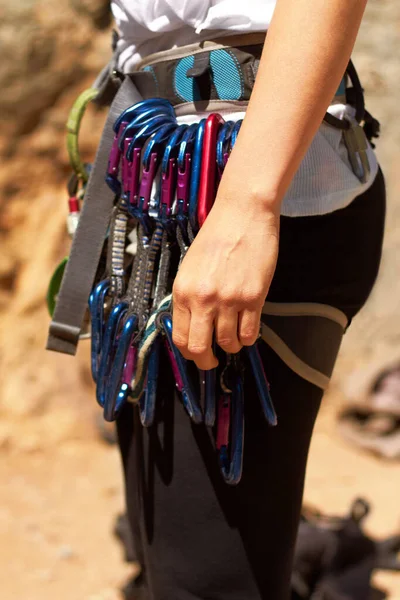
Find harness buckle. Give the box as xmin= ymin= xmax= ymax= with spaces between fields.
xmin=343 ymin=116 xmax=371 ymax=184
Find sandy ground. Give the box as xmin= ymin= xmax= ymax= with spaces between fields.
xmin=1 ymin=384 xmax=398 ymax=600
xmin=1 ymin=1 xmax=399 ymax=598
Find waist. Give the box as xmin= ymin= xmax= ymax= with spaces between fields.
xmin=125 ymin=33 xmax=347 ymax=111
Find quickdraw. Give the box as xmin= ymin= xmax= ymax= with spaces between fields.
xmin=67 ymin=97 xmax=278 ymax=484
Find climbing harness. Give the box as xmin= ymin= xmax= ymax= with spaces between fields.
xmin=47 ymin=36 xmax=380 ymax=484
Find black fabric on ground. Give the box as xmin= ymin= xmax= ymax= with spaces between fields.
xmin=116 ymin=169 xmax=386 ymax=600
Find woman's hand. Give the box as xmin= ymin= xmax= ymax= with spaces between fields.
xmin=172 ymin=191 xmax=279 ymax=370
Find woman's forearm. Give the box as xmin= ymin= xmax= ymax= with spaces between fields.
xmin=172 ymin=0 xmax=369 ymax=368
xmin=217 ymin=0 xmax=368 ymax=211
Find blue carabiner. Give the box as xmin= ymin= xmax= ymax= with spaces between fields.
xmin=114 ymin=98 xmax=175 ymax=134
xmin=158 ymin=125 xmax=188 ymax=226
xmin=216 ymin=120 xmax=235 ymax=172
xmin=218 ymin=373 xmax=245 ymax=485
xmin=141 ymin=122 xmax=179 ymax=171
xmin=159 ymin=312 xmax=203 ymax=424
xmin=89 ymin=279 xmax=110 ymax=383
xmin=126 ymin=116 xmax=176 ymax=161
xmin=119 ymin=107 xmax=176 ymax=151
xmin=103 ymin=312 xmax=139 ymax=422
xmin=175 ymin=124 xmax=197 ymax=233
xmin=243 ymin=343 xmax=277 ymax=426
xmin=96 ymin=302 xmax=128 ymax=407
xmin=188 ymin=119 xmax=206 ymax=232
xmin=230 ymin=119 xmax=243 ymax=150
xmin=177 ymin=123 xmax=198 ymax=171
xmin=161 ymin=124 xmax=188 ymax=174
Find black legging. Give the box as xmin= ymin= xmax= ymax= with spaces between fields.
xmin=117 ymin=169 xmax=386 ymax=600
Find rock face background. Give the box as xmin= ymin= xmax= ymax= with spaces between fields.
xmin=0 ymin=2 xmax=399 ymax=599
xmin=0 ymin=0 xmax=112 ymax=448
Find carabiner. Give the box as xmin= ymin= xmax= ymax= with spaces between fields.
xmin=176 ymin=124 xmax=197 ymax=235
xmin=126 ymin=123 xmax=176 ymax=232
xmin=118 ymin=107 xmax=175 ymax=151
xmin=89 ymin=279 xmax=110 ymax=383
xmin=131 ymin=152 xmax=158 ymax=234
xmin=216 ymin=120 xmax=235 ymax=172
xmin=107 ymin=120 xmax=129 ymax=195
xmin=176 ymin=153 xmax=191 ymax=233
xmin=159 ymin=125 xmax=188 ymax=226
xmin=217 ymin=355 xmax=245 ymax=485
xmin=217 ymin=377 xmax=245 ymax=485
xmin=103 ymin=312 xmax=139 ymax=422
xmin=230 ymin=119 xmax=243 ymax=150
xmin=96 ymin=302 xmax=129 ymax=407
xmin=158 ymin=312 xmax=203 ymax=424
xmin=177 ymin=123 xmax=198 ymax=171
xmin=121 ymin=137 xmax=134 ymax=198
xmin=126 ymin=116 xmax=175 ymax=161
xmin=188 ymin=119 xmax=206 ymax=233
xmin=114 ymin=98 xmax=175 ymax=134
xmin=161 ymin=124 xmax=188 ymax=174
xmin=243 ymin=343 xmax=277 ymax=426
xmin=204 ymin=338 xmax=217 ymax=427
xmin=141 ymin=122 xmax=178 ymax=171
xmin=194 ymin=116 xmax=224 ymax=420
xmin=198 ymin=113 xmax=225 ymax=228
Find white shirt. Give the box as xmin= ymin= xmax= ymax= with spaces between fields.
xmin=111 ymin=1 xmax=277 ymax=72
xmin=111 ymin=0 xmax=378 ymax=217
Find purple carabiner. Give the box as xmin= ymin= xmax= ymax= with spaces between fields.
xmin=108 ymin=120 xmax=129 ymax=178
xmin=122 ymin=138 xmax=133 ymax=196
xmin=164 ymin=338 xmax=184 ymax=392
xmin=139 ymin=151 xmax=159 ymax=213
xmin=176 ymin=153 xmax=191 ymax=214
xmin=122 ymin=345 xmax=137 ymax=385
xmin=160 ymin=158 xmax=177 ymax=221
xmin=129 ymin=147 xmax=142 ymax=208
xmin=216 ymin=395 xmax=231 ymax=450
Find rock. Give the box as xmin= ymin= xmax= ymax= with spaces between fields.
xmin=57 ymin=545 xmax=76 ymax=560
xmin=0 ymin=0 xmax=111 ymax=142
xmin=0 ymin=0 xmax=110 ymax=443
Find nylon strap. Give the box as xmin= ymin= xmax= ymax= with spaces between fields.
xmin=47 ymin=77 xmax=143 ymax=355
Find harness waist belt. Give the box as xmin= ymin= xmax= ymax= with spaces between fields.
xmin=126 ymin=37 xmax=348 ymax=113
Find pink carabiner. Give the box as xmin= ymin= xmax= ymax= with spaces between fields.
xmin=129 ymin=147 xmax=142 ymax=207
xmin=216 ymin=394 xmax=231 ymax=450
xmin=160 ymin=158 xmax=177 ymax=218
xmin=138 ymin=152 xmax=158 ymax=212
xmin=108 ymin=120 xmax=129 ymax=177
xmin=177 ymin=153 xmax=191 ymax=214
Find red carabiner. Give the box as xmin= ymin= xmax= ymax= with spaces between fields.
xmin=197 ymin=113 xmax=225 ymax=228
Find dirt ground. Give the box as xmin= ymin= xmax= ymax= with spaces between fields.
xmin=1 ymin=2 xmax=399 ymax=599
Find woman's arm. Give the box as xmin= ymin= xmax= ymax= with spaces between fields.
xmin=172 ymin=0 xmax=368 ymax=370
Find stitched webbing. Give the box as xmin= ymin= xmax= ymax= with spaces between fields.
xmin=46 ymin=78 xmax=143 ymax=355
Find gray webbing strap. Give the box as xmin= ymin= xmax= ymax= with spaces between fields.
xmin=47 ymin=77 xmax=143 ymax=355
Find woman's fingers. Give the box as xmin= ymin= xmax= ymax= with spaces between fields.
xmin=171 ymin=302 xmax=191 ymax=358
xmin=215 ymin=306 xmax=242 ymax=354
xmin=238 ymin=308 xmax=261 ymax=346
xmin=187 ymin=311 xmax=218 ymax=370
xmin=172 ymin=284 xmax=217 ymax=368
